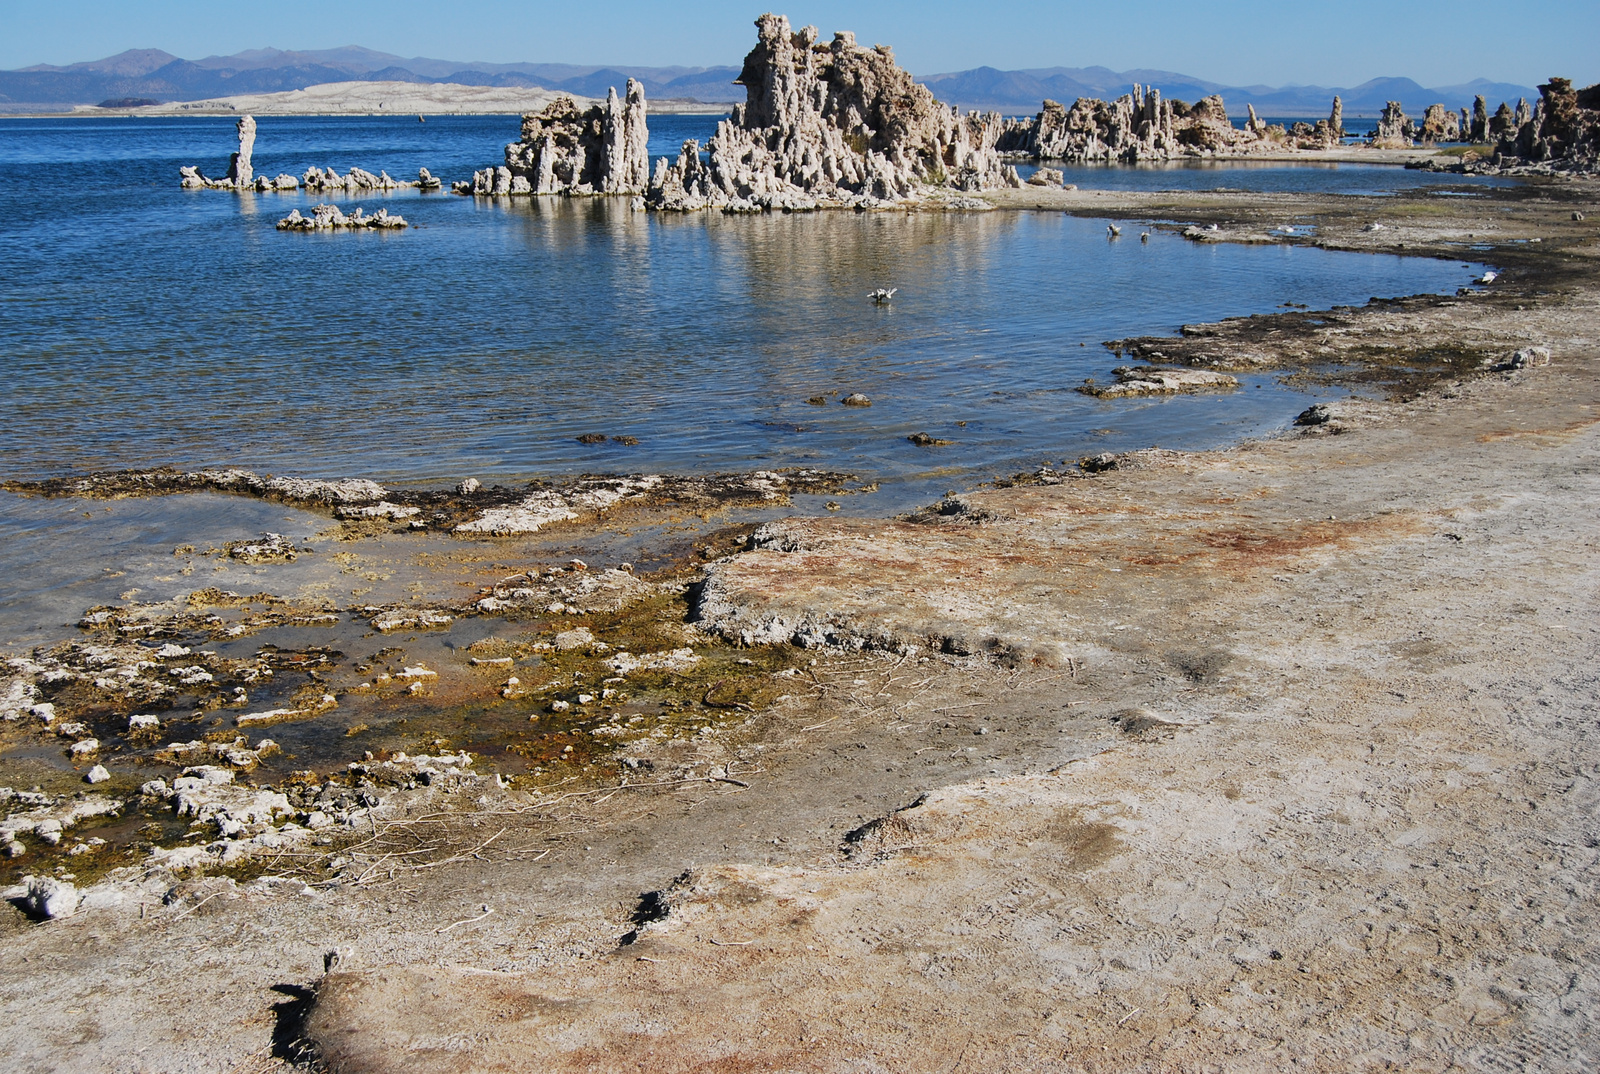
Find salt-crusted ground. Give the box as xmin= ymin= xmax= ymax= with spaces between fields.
xmin=0 ymin=178 xmax=1597 ymax=1073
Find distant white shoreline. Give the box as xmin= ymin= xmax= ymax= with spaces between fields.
xmin=0 ymin=79 xmax=733 ymax=118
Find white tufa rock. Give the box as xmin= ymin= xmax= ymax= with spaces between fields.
xmin=336 ymin=501 xmax=421 ymax=520
xmin=554 ymin=628 xmax=596 ymax=652
xmin=1079 ymin=367 xmax=1239 ymax=399
xmin=455 ymin=475 xmax=663 ymax=535
xmin=277 ymin=204 xmax=408 ymax=231
xmin=21 ymin=876 xmax=81 ymax=919
xmin=607 ymin=649 xmax=702 ymax=675
xmin=371 ymin=610 xmax=454 ymax=633
xmin=463 ymin=81 xmax=649 ymax=197
xmin=648 ymin=15 xmax=1019 ymax=212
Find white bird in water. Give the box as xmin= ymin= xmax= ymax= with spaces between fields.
xmin=1140 ymin=231 xmax=1150 ymax=243
xmin=870 ymin=288 xmax=898 ymax=303
xmin=1477 ymin=270 xmax=1499 ymax=284
xmin=1107 ymin=224 xmax=1122 ymax=237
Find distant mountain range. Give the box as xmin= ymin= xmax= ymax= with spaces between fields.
xmin=0 ymin=45 xmax=1543 ymax=119
xmin=0 ymin=47 xmax=746 ymax=110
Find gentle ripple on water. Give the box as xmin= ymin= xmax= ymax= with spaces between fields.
xmin=1 ymin=114 xmax=1486 ymax=512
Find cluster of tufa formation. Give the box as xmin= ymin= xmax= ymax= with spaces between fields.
xmin=996 ymin=90 xmax=1343 ymax=164
xmin=456 ymin=81 xmax=650 ymax=196
xmin=301 ymin=165 xmax=441 ymax=192
xmin=1388 ymin=78 xmax=1599 ymax=174
xmin=1481 ymin=78 xmax=1600 ymax=172
xmin=646 ymin=14 xmax=1021 ymax=212
xmin=179 ymin=114 xmax=445 ymax=192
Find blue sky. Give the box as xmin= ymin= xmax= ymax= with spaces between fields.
xmin=2 ymin=0 xmax=1595 ymax=87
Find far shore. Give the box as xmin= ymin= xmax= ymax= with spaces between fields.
xmin=0 ymin=101 xmax=734 ymax=119
xmin=0 ymin=79 xmax=734 ymax=119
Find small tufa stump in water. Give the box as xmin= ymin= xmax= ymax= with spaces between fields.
xmin=277 ymin=205 xmax=407 ymax=231
xmin=1077 ymin=366 xmax=1238 ymax=399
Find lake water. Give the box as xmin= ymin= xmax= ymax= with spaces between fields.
xmin=0 ymin=110 xmax=1505 ymax=806
xmin=1 ymin=114 xmax=1486 ymax=507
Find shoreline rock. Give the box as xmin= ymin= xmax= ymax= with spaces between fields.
xmin=1 ymin=466 xmax=855 ymax=538
xmin=1077 ymin=366 xmax=1240 ymax=398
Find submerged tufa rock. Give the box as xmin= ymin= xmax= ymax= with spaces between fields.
xmin=647 ymin=14 xmax=1020 ymax=212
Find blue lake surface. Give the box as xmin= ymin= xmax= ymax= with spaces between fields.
xmin=0 ymin=114 xmax=1488 ymax=509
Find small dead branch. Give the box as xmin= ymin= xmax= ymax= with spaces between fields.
xmin=702 ymin=679 xmax=755 ymax=710
xmin=435 ymin=907 xmax=495 ymax=934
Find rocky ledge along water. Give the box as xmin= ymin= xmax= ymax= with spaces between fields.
xmin=1 ymin=465 xmax=854 ymax=535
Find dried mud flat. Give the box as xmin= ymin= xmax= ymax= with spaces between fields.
xmin=2 ymin=178 xmax=1599 ymax=1073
